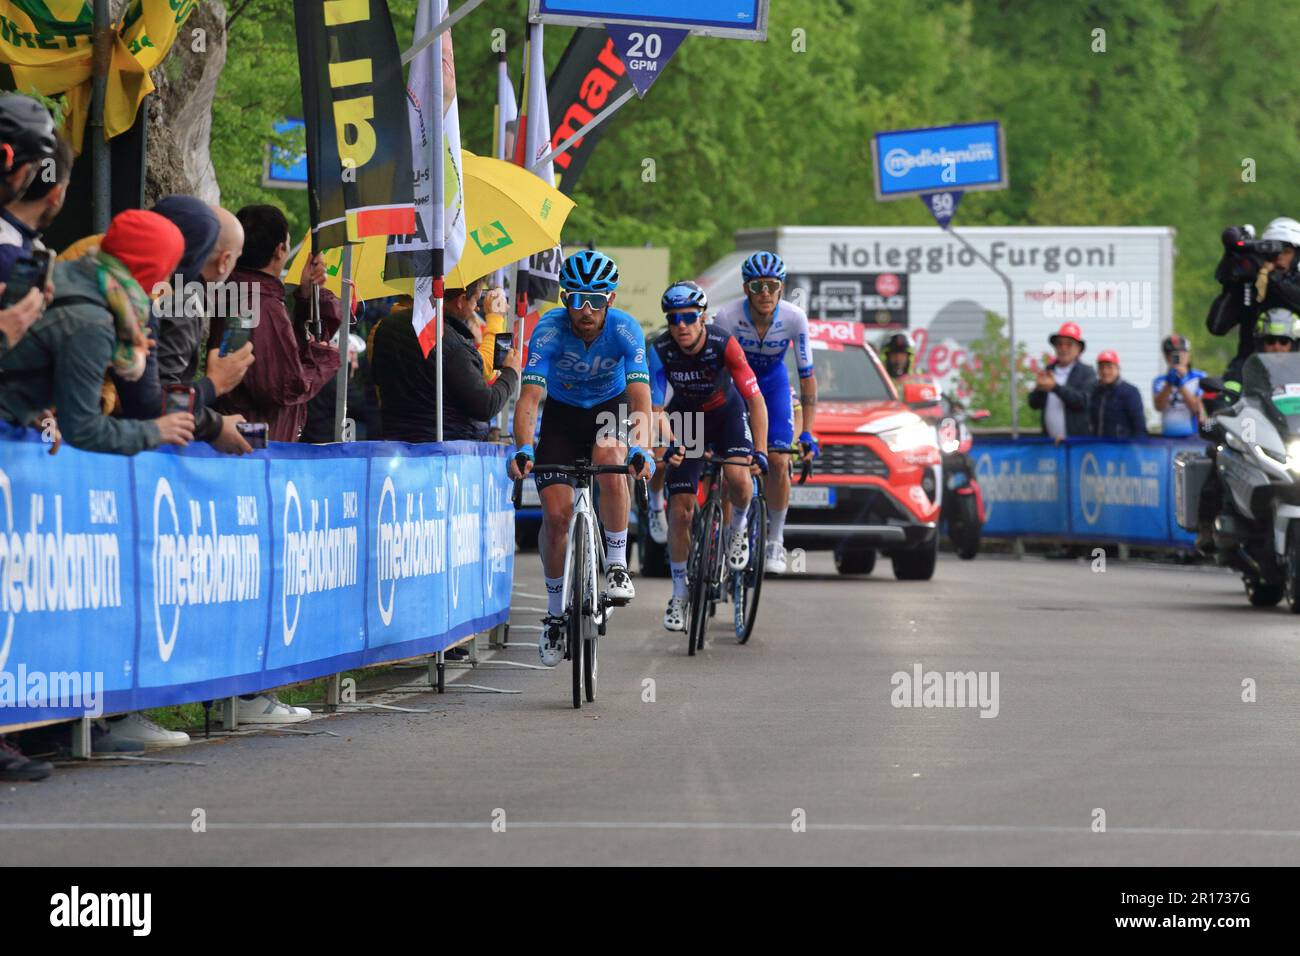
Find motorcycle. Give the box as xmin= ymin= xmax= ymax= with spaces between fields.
xmin=898 ymin=379 xmax=989 ymax=560
xmin=1176 ymin=352 xmax=1300 ymax=610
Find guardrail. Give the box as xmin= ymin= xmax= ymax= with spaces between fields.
xmin=970 ymin=435 xmax=1202 ymax=548
xmin=0 ymin=426 xmax=513 ymax=730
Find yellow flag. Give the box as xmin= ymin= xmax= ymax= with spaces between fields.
xmin=0 ymin=0 xmax=195 ymax=152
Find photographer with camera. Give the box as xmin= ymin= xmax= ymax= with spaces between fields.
xmin=1207 ymin=218 xmax=1300 ymax=382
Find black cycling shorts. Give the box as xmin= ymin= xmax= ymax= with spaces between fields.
xmin=534 ymin=391 xmax=630 ymax=490
xmin=665 ymin=390 xmax=753 ymax=497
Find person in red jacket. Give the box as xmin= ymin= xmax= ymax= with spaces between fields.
xmin=208 ymin=205 xmax=341 ymax=442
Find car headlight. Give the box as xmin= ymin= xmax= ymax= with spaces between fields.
xmin=877 ymin=420 xmax=937 ymax=453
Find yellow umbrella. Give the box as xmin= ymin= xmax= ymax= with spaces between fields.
xmin=287 ymin=150 xmax=575 ymax=298
xmin=446 ymin=150 xmax=576 ymax=288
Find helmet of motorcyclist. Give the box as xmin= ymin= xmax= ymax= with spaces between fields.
xmin=879 ymin=331 xmax=915 ymax=378
xmin=1260 ymin=217 xmax=1300 ymax=249
xmin=1256 ymin=308 xmax=1300 ymax=351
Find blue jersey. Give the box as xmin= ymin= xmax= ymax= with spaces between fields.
xmin=522 ymin=306 xmax=650 ymax=408
xmin=1152 ymin=368 xmax=1205 ymax=437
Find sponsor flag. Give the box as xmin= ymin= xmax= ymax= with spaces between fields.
xmin=385 ymin=0 xmax=464 ymax=355
xmin=0 ymin=0 xmax=196 ymax=152
xmin=514 ymin=22 xmax=562 ymax=305
xmin=546 ymin=28 xmax=631 ymax=196
xmin=292 ymin=0 xmax=415 ymax=252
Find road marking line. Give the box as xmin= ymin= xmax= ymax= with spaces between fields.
xmin=5 ymin=822 xmax=1300 ymax=837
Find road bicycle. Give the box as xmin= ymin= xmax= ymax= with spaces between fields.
xmin=513 ymin=457 xmax=647 ymax=708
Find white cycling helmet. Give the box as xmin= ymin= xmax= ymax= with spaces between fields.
xmin=1261 ymin=217 xmax=1300 ymax=248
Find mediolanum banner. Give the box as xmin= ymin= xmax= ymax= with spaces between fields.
xmin=0 ymin=428 xmax=512 ymax=729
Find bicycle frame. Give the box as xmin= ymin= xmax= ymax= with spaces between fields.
xmin=560 ymin=484 xmax=605 ymax=630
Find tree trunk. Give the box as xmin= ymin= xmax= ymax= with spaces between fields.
xmin=144 ymin=1 xmax=227 ymax=206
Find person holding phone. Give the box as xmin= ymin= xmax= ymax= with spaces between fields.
xmin=370 ymin=277 xmax=522 ymax=443
xmin=0 ymin=210 xmax=194 ymax=454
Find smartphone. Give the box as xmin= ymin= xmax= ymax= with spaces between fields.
xmin=219 ymin=312 xmax=258 ymax=357
xmin=162 ymin=384 xmax=196 ymax=415
xmin=493 ymin=332 xmax=513 ymax=369
xmin=236 ymin=422 xmax=268 ymax=449
xmin=1 ymin=249 xmax=53 ymax=308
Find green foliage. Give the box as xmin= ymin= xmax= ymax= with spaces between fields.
xmin=209 ymin=0 xmax=1300 ymax=372
xmin=957 ymin=311 xmax=1034 ymax=429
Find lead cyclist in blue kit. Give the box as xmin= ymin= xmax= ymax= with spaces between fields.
xmin=509 ymin=250 xmax=655 ymax=667
xmin=711 ymin=251 xmax=819 ymax=574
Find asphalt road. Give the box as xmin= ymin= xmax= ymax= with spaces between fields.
xmin=5 ymin=550 xmax=1300 ymax=866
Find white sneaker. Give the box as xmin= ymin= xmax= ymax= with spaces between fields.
xmin=217 ymin=693 xmax=312 ymax=725
xmin=728 ymin=526 xmax=750 ymax=570
xmin=98 ymin=712 xmax=191 ymax=749
xmin=539 ymin=616 xmax=565 ymax=667
xmin=765 ymin=541 xmax=787 ymax=575
xmin=648 ymin=508 xmax=668 ymax=544
xmin=606 ymin=564 xmax=635 ymax=604
xmin=664 ymin=596 xmax=687 ymax=631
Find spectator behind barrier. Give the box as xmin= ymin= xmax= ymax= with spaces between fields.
xmin=1152 ymin=333 xmax=1205 ymax=436
xmin=0 ymin=93 xmax=57 ymax=361
xmin=369 ymin=278 xmax=521 ymax=443
xmin=208 ymin=203 xmax=341 ymax=443
xmin=147 ymin=198 xmax=255 ymax=455
xmin=300 ymin=331 xmax=370 ymax=442
xmin=1028 ymin=321 xmax=1096 ymax=442
xmin=1090 ymin=350 xmax=1147 ymax=439
xmin=0 ymin=131 xmax=71 ymax=281
xmin=0 ymin=209 xmax=195 ymax=454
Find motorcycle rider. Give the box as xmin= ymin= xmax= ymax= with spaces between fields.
xmin=1196 ymin=308 xmax=1300 ymax=551
xmin=1207 ymin=217 xmax=1300 ymax=384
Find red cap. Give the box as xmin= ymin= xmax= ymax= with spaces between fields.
xmin=100 ymin=209 xmax=185 ymax=295
xmin=1097 ymin=349 xmax=1120 ymax=366
xmin=1049 ymin=321 xmax=1086 ymax=352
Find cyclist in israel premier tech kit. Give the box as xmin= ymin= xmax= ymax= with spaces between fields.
xmin=509 ymin=250 xmax=655 ymax=666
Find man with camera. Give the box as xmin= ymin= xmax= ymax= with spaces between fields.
xmin=1207 ymin=218 xmax=1300 ymax=383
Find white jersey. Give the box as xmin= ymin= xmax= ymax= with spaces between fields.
xmin=711 ymin=297 xmax=814 ymax=380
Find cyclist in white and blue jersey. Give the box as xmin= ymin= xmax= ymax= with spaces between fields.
xmin=509 ymin=250 xmax=654 ymax=666
xmin=711 ymin=251 xmax=818 ymax=573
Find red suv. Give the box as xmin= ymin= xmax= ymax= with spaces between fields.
xmin=782 ymin=320 xmax=942 ymax=579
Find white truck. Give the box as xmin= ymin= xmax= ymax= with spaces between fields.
xmin=696 ymin=226 xmax=1177 ymax=427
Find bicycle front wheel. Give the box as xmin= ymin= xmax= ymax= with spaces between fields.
xmin=688 ymin=500 xmax=722 ymax=655
xmin=569 ymin=516 xmax=588 ymax=709
xmin=735 ymin=490 xmax=768 ymax=644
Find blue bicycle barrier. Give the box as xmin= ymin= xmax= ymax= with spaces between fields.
xmin=971 ymin=436 xmax=1201 ymax=547
xmin=0 ymin=426 xmax=513 ymax=728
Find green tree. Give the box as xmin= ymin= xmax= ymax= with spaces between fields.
xmin=957 ymin=311 xmax=1035 ymax=429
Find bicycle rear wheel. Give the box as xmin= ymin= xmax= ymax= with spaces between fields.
xmin=688 ymin=500 xmax=722 ymax=655
xmin=569 ymin=517 xmax=588 ymax=709
xmin=735 ymin=489 xmax=768 ymax=644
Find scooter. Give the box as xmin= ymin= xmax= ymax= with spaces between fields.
xmin=1176 ymin=352 xmax=1300 ymax=611
xmin=899 ymin=379 xmax=989 ymax=560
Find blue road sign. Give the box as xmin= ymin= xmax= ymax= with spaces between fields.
xmin=871 ymin=121 xmax=1007 ymax=201
xmin=605 ymin=24 xmax=688 ymax=97
xmin=264 ymin=118 xmax=307 ymax=190
xmin=532 ymin=0 xmax=767 ymax=40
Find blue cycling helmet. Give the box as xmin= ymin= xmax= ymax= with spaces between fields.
xmin=559 ymin=249 xmax=620 ymax=293
xmin=661 ymin=279 xmax=708 ymax=313
xmin=741 ymin=250 xmax=786 ymax=283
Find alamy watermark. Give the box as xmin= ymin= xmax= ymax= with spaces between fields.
xmin=1 ymin=665 xmax=105 ymax=717
xmin=595 ymin=405 xmax=705 ymax=459
xmin=890 ymin=663 xmax=999 ymax=718
xmin=1036 ymin=273 xmax=1152 ymax=328
xmin=151 ymin=276 xmax=260 ymax=320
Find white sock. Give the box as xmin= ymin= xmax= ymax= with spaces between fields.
xmin=768 ymin=507 xmax=787 ymax=546
xmin=604 ymin=529 xmax=627 ymax=568
xmin=670 ymin=561 xmax=688 ymax=598
xmin=650 ymin=487 xmax=664 ymax=511
xmin=729 ymin=508 xmax=748 ymax=535
xmin=544 ymin=575 xmax=564 ymax=616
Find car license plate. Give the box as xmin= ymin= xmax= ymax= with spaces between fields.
xmin=521 ymin=479 xmax=540 ymax=507
xmin=789 ymin=486 xmax=834 ymax=508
